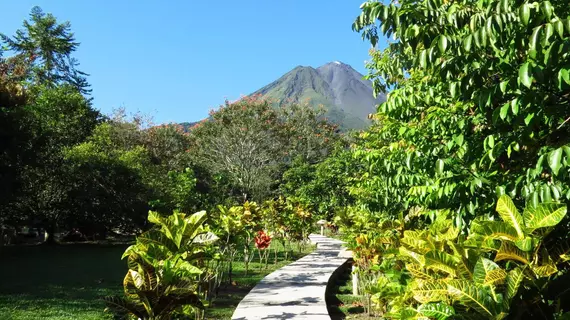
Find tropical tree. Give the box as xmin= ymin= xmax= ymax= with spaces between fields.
xmin=1 ymin=6 xmax=90 ymax=93
xmin=0 ymin=53 xmax=32 ymax=229
xmin=8 ymin=85 xmax=100 ymax=242
xmin=351 ymin=0 xmax=570 ymax=224
xmin=189 ymin=96 xmax=340 ymax=203
xmin=281 ymin=146 xmax=356 ymax=220
xmin=188 ymin=97 xmax=285 ymax=202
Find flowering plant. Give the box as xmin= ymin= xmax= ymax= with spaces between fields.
xmin=254 ymin=230 xmax=271 ymax=250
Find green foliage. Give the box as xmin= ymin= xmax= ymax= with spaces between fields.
xmin=105 ymin=210 xmax=218 ymax=319
xmin=336 ymin=197 xmax=569 ymax=318
xmin=189 ymin=96 xmax=339 ymax=202
xmin=340 ymin=2 xmax=570 ymax=316
xmin=350 ymin=0 xmax=570 ymax=224
xmin=281 ymin=145 xmax=357 ymax=220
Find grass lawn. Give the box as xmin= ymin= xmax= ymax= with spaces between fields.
xmin=0 ymin=241 xmax=314 ymax=320
xmin=0 ymin=243 xmax=126 ymax=320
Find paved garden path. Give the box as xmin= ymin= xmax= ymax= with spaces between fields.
xmin=231 ymin=234 xmax=348 ymax=320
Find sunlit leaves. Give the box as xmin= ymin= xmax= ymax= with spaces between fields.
xmin=519 ymin=4 xmax=531 ymax=26
xmin=495 ymin=242 xmax=530 ymax=264
xmin=496 ymin=195 xmax=525 ymax=239
xmin=349 ymin=0 xmax=570 ymax=317
xmin=518 ymin=62 xmax=534 ymax=88
xmin=523 ymin=202 xmax=567 ymax=231
xmin=417 ymin=302 xmax=455 ymax=320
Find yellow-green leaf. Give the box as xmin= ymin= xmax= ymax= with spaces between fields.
xmin=495 ymin=242 xmax=529 ymax=264
xmin=496 ymin=195 xmax=525 ymax=239
xmin=523 ymin=202 xmax=567 ymax=231
xmin=473 ymin=257 xmax=500 ymax=285
xmin=505 ymin=267 xmax=525 ymax=302
xmin=412 ymin=280 xmax=449 ymax=304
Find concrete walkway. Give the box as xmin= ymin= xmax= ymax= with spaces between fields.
xmin=231 ymin=234 xmax=347 ymax=320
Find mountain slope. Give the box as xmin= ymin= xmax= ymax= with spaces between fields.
xmin=252 ymin=61 xmax=385 ymax=129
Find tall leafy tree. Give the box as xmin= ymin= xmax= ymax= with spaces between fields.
xmin=189 ymin=96 xmax=340 ymax=202
xmin=189 ymin=97 xmax=286 ymax=202
xmin=351 ymin=0 xmax=570 ymax=224
xmin=1 ymin=6 xmax=90 ymax=93
xmin=12 ymin=85 xmax=100 ymax=242
xmin=0 ymin=53 xmax=32 ymax=228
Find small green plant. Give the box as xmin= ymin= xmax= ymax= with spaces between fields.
xmin=104 ymin=210 xmax=219 ymax=320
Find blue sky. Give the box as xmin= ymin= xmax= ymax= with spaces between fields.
xmin=0 ymin=1 xmax=385 ymax=124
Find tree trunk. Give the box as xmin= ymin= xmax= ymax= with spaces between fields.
xmin=228 ymin=259 xmax=233 ymax=284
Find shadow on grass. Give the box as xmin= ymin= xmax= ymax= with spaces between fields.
xmin=326 ymin=259 xmax=373 ymax=320
xmin=0 ymin=243 xmax=128 ymax=320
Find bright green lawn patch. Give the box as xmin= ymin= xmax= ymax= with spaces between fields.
xmin=0 ymin=242 xmax=314 ymax=320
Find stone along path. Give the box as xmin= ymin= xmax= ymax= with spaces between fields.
xmin=231 ymin=234 xmax=348 ymax=320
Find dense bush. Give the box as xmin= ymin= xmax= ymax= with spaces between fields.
xmin=318 ymin=0 xmax=570 ymax=318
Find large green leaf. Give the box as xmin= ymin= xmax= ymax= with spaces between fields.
xmin=418 ymin=302 xmax=455 ymax=319
xmin=495 ymin=242 xmax=529 ymax=264
xmin=425 ymin=250 xmax=459 ymax=277
xmin=406 ymin=263 xmax=434 ymax=280
xmin=103 ymin=296 xmax=146 ymax=319
xmin=400 ymin=246 xmax=426 ymax=266
xmin=495 ymin=195 xmax=525 ymax=239
xmin=401 ymin=231 xmax=433 ymax=254
xmin=471 ymin=220 xmax=519 ymax=242
xmin=183 ymin=210 xmax=208 ymax=239
xmin=518 ymin=3 xmax=530 ymax=25
xmin=531 ymin=248 xmax=558 ymax=277
xmin=174 ymin=260 xmax=203 ymax=276
xmin=473 ymin=258 xmax=506 ymax=286
xmin=514 ymin=236 xmax=536 ymax=252
xmin=147 ymin=210 xmax=163 ymax=226
xmin=137 ymin=229 xmax=178 ymax=254
xmin=464 ymin=235 xmax=500 ymax=252
xmin=518 ymin=62 xmax=533 ymax=88
xmin=412 ymin=280 xmax=449 ymax=303
xmin=446 ymin=280 xmax=497 ymax=317
xmin=505 ymin=267 xmax=524 ymax=302
xmin=192 ymin=231 xmax=219 ymax=245
xmin=523 ymin=202 xmax=567 ymax=231
xmin=436 ymin=159 xmax=445 ymax=175
xmin=438 ymin=35 xmax=448 ymax=53
xmin=129 ymin=269 xmax=145 ymax=290
xmin=548 ymin=148 xmax=563 ymax=176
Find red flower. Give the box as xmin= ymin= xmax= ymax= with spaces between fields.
xmin=254 ymin=230 xmax=271 ymax=250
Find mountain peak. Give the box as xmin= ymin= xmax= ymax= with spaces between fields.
xmin=252 ymin=62 xmax=386 ymax=130
xmin=323 ymin=61 xmax=345 ymax=67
